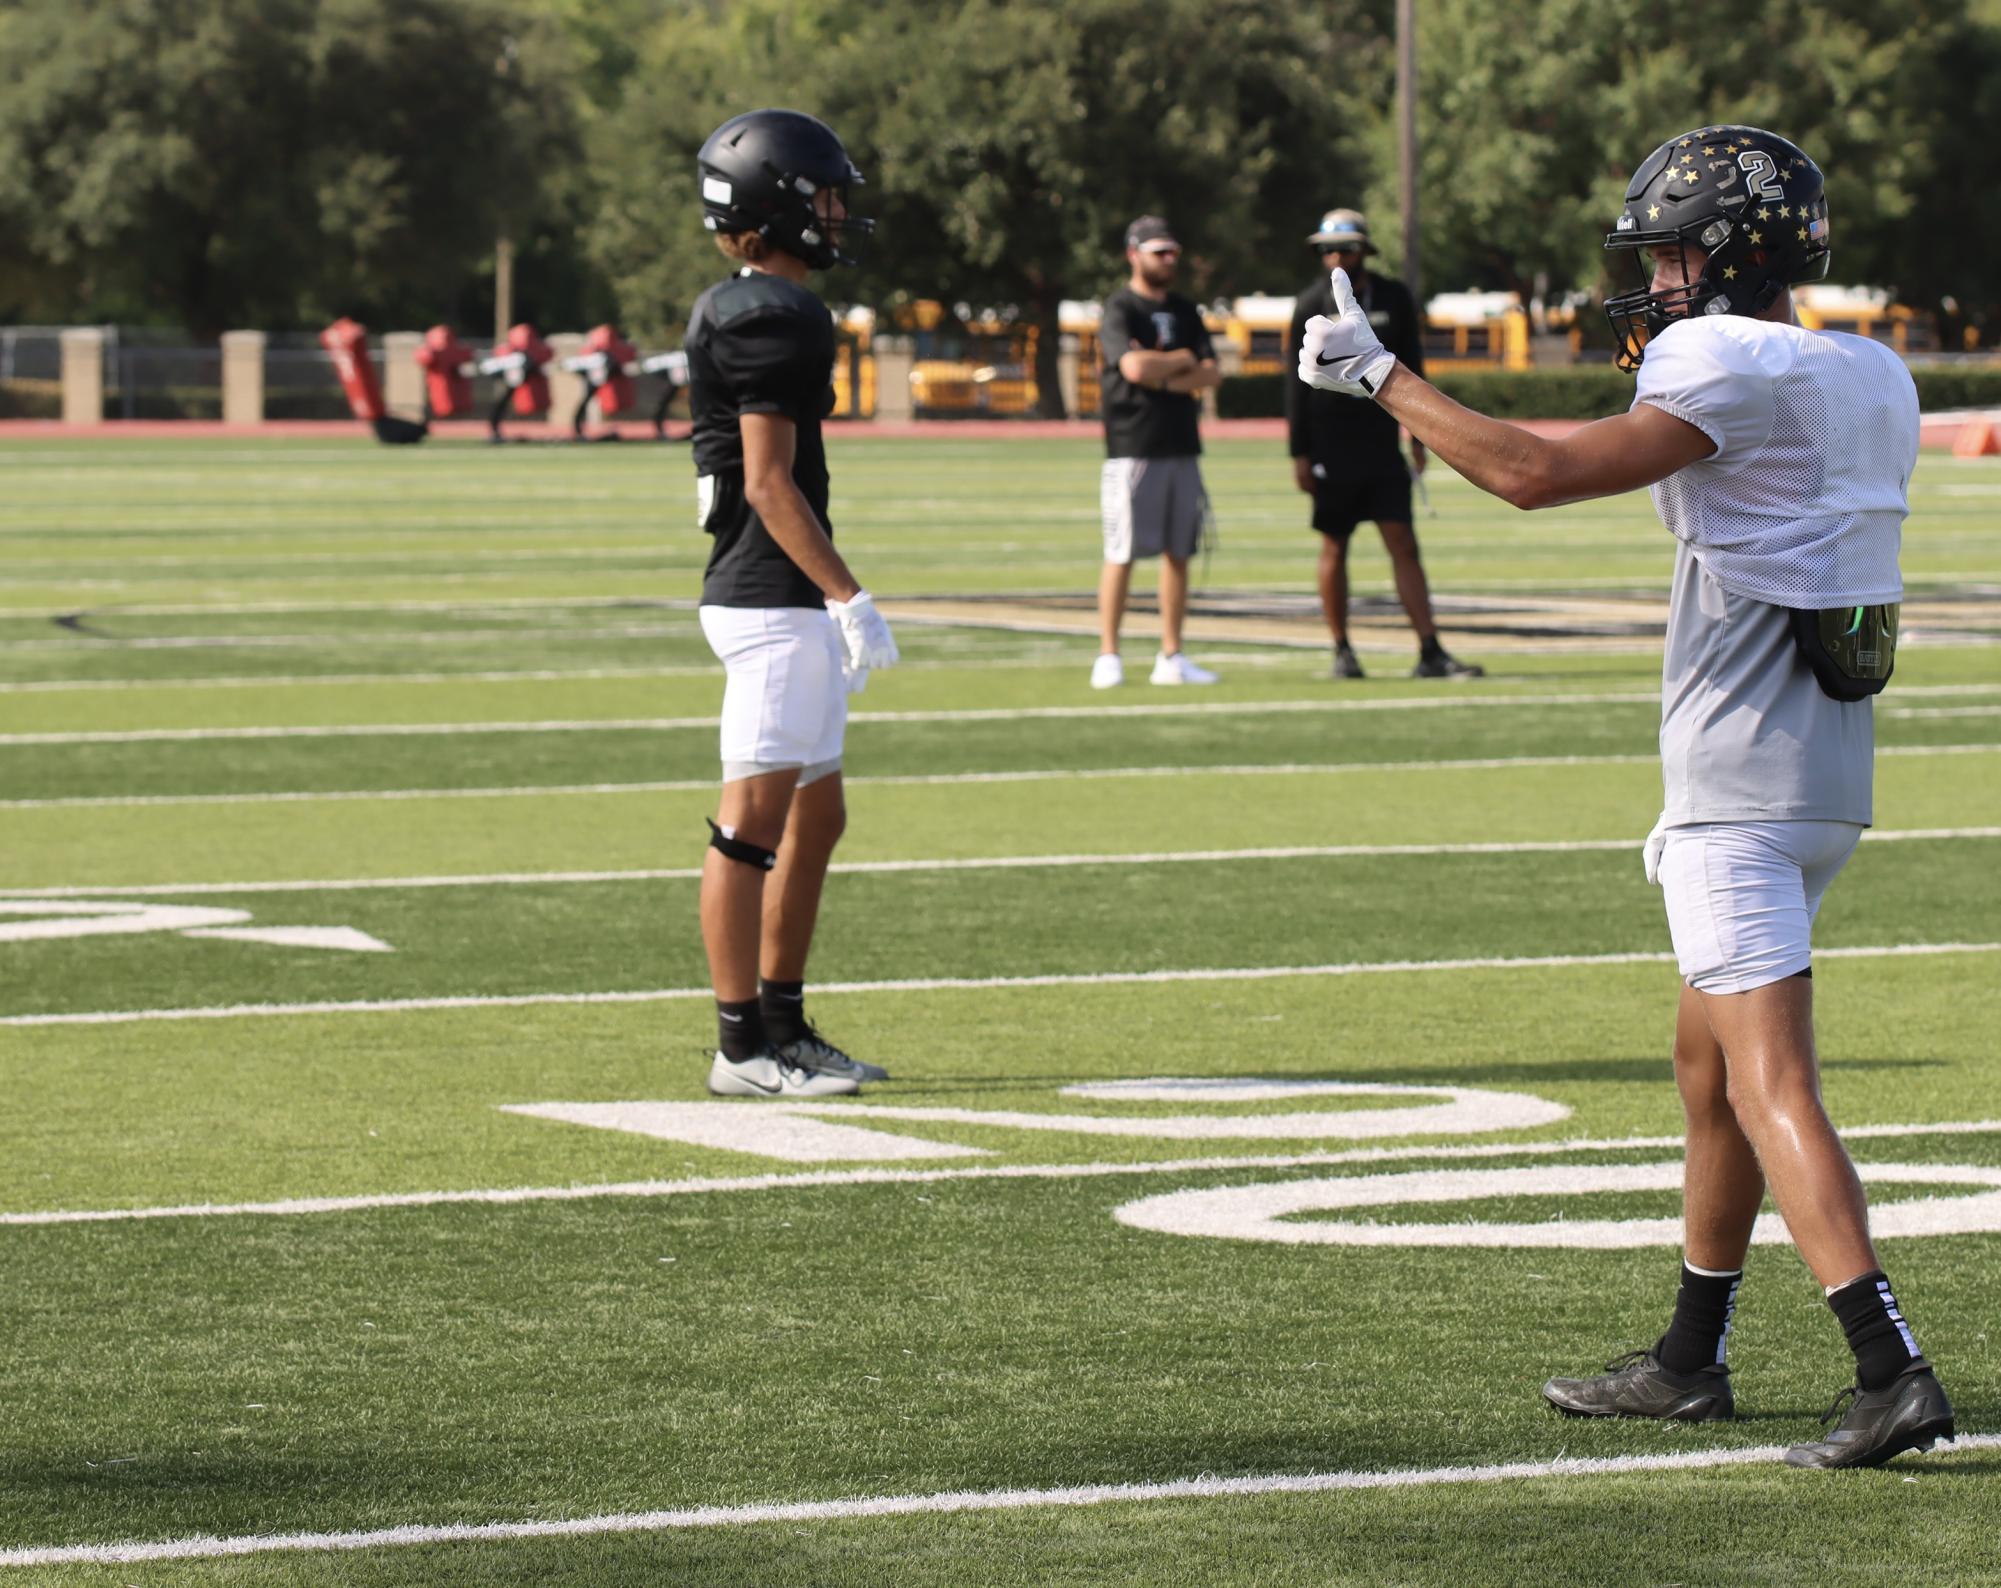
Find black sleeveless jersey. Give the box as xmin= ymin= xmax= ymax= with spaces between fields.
xmin=687 ymin=269 xmax=837 ymax=608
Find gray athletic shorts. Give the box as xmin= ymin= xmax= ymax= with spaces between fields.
xmin=1101 ymin=456 xmax=1208 ymax=564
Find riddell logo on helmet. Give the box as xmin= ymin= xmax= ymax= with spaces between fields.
xmin=1616 ymin=214 xmax=1637 ymax=231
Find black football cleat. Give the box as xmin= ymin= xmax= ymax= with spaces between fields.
xmin=1411 ymin=648 xmax=1484 ymax=679
xmin=1784 ymin=1362 xmax=1955 ymax=1470
xmin=1542 ymin=1349 xmax=1735 ymax=1422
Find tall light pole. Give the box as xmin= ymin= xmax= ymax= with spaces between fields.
xmin=1396 ymin=0 xmax=1419 ymax=305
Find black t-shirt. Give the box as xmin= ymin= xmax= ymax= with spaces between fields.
xmin=1284 ymin=271 xmax=1426 ymax=470
xmin=1099 ymin=288 xmax=1215 ymax=458
xmin=688 ymin=269 xmax=837 ymax=609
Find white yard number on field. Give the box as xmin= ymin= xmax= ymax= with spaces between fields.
xmin=0 ymin=900 xmax=392 ymax=952
xmin=507 ymin=1078 xmax=2001 ymax=1249
xmin=504 ymin=1079 xmax=1568 ymax=1164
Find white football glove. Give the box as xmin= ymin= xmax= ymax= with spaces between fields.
xmin=1642 ymin=812 xmax=1669 ymax=886
xmin=827 ymin=589 xmax=899 ymax=679
xmin=1297 ymin=268 xmax=1396 ymax=398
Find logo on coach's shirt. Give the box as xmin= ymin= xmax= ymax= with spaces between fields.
xmin=1152 ymin=311 xmax=1177 ymax=347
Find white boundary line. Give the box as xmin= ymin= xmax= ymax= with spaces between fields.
xmin=6 ymin=1435 xmax=1996 ymax=1567
xmin=4 ymin=742 xmax=1995 ymax=811
xmin=7 ymin=1121 xmax=1997 ymax=1229
xmin=5 ymin=826 xmax=1994 ymax=899
xmin=3 ymin=942 xmax=1995 ymax=1028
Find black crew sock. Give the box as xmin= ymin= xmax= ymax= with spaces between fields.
xmin=760 ymin=979 xmax=808 ymax=1047
xmin=1419 ymin=634 xmax=1446 ymax=662
xmin=1828 ymin=1269 xmax=1925 ymax=1391
xmin=716 ymin=998 xmax=766 ymax=1062
xmin=1654 ymin=1261 xmax=1742 ymax=1374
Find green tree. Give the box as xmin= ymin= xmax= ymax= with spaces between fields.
xmin=1361 ymin=0 xmax=2001 ymax=346
xmin=0 ymin=0 xmax=582 ymax=332
xmin=848 ymin=0 xmax=1383 ymax=414
xmin=585 ymin=0 xmax=1385 ymax=411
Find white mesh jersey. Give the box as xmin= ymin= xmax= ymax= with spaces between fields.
xmin=1634 ymin=316 xmax=1917 ymax=827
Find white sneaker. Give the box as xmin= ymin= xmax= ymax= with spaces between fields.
xmin=778 ymin=1026 xmax=890 ymax=1083
xmin=707 ymin=1050 xmax=860 ymax=1098
xmin=1150 ymin=651 xmax=1218 ymax=686
xmin=1090 ymin=653 xmax=1124 ymax=689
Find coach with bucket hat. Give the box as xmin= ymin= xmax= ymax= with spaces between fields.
xmin=1286 ymin=208 xmax=1481 ymax=679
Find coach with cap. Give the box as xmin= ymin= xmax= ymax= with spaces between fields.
xmin=1092 ymin=214 xmax=1223 ymax=689
xmin=1286 ymin=208 xmax=1481 ymax=679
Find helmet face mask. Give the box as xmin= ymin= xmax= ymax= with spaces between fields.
xmin=1603 ymin=125 xmax=1831 ymax=372
xmin=698 ymin=109 xmax=876 ymax=271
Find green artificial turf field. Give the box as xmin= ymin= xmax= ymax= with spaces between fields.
xmin=1 ymin=435 xmax=1998 ymax=1585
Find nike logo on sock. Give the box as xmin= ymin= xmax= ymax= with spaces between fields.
xmin=720 ymin=1012 xmax=744 ymax=1023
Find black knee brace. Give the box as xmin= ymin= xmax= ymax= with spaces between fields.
xmin=707 ymin=818 xmax=776 ymax=871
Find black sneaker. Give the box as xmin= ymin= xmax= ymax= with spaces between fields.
xmin=1542 ymin=1349 xmax=1735 ymax=1421
xmin=1412 ymin=648 xmax=1485 ymax=679
xmin=1330 ymin=643 xmax=1366 ymax=680
xmin=774 ymin=1022 xmax=889 ymax=1084
xmin=1784 ymin=1362 xmax=1955 ymax=1470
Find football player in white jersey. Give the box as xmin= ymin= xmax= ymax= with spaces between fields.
xmin=1298 ymin=125 xmax=1952 ymax=1468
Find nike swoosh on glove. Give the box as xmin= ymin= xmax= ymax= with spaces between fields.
xmin=827 ymin=590 xmax=900 ymax=677
xmin=1297 ymin=268 xmax=1396 ymax=398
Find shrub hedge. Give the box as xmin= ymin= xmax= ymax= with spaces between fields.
xmin=1216 ymin=364 xmax=2001 ymax=420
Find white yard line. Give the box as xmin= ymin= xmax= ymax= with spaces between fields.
xmin=2 ymin=942 xmax=1994 ymax=1028
xmin=5 ymin=827 xmax=1995 ymax=898
xmin=3 ymin=742 xmax=1995 ymax=811
xmin=7 ymin=1121 xmax=1995 ymax=1230
xmin=1 ymin=594 xmax=700 ymax=620
xmin=0 ymin=692 xmax=1666 ymax=744
xmin=0 ymin=652 xmax=1152 ymax=695
xmin=4 ymin=1435 xmax=1995 ymax=1568
xmin=9 ymin=683 xmax=1998 ymax=744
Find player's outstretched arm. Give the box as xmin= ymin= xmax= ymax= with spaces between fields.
xmin=1373 ymin=369 xmax=1714 ymax=510
xmin=1297 ymin=268 xmax=1713 ymax=509
xmin=741 ymin=411 xmax=861 ymax=600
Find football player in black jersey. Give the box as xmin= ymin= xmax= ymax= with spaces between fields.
xmin=688 ymin=109 xmax=899 ymax=1098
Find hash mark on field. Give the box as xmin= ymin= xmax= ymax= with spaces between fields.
xmin=2 ymin=943 xmax=1996 ymax=1028
xmin=4 ymin=1436 xmax=1995 ymax=1567
xmin=6 ymin=826 xmax=1996 ymax=896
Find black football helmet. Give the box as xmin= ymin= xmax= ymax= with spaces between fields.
xmin=697 ymin=109 xmax=873 ymax=270
xmin=1603 ymin=125 xmax=1831 ymax=371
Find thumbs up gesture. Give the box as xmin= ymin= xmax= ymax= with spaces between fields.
xmin=1298 ymin=269 xmax=1396 ymax=397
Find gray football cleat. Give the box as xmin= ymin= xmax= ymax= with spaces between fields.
xmin=707 ymin=1049 xmax=859 ymax=1098
xmin=1784 ymin=1363 xmax=1955 ymax=1470
xmin=1541 ymin=1349 xmax=1735 ymax=1422
xmin=1330 ymin=643 xmax=1366 ymax=679
xmin=775 ymin=1024 xmax=889 ymax=1084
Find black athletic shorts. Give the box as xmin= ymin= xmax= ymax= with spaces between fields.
xmin=1310 ymin=466 xmax=1412 ymax=540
